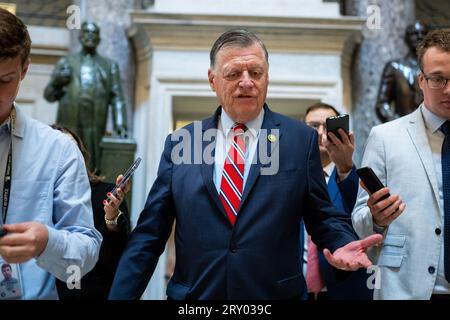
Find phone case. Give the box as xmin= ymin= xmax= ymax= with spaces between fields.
xmin=109 ymin=157 xmax=142 ymax=200
xmin=326 ymin=114 xmax=349 ymax=141
xmin=356 ymin=166 xmax=390 ymax=200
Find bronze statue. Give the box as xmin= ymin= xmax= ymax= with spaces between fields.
xmin=44 ymin=22 xmax=127 ymax=172
xmin=375 ymin=21 xmax=429 ymax=122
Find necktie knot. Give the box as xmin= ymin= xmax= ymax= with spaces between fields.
xmin=441 ymin=121 xmax=450 ymax=136
xmin=233 ymin=123 xmax=247 ymax=136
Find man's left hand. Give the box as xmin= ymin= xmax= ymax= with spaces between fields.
xmin=323 ymin=234 xmax=383 ymax=271
xmin=0 ymin=222 xmax=49 ymax=263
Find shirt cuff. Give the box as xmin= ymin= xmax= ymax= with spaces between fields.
xmin=373 ymin=221 xmax=386 ymax=234
xmin=35 ymin=226 xmax=65 ymax=267
xmin=336 ymin=169 xmax=351 ymax=182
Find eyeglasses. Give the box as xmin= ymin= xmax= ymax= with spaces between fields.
xmin=423 ymin=73 xmax=450 ymax=89
xmin=306 ymin=121 xmax=326 ymax=131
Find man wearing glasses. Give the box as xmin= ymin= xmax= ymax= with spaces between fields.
xmin=352 ymin=29 xmax=450 ymax=300
xmin=303 ymin=103 xmax=373 ymax=300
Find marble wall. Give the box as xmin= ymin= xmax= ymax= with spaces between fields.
xmin=346 ymin=0 xmax=415 ymax=163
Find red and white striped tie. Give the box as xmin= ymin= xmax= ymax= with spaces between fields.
xmin=219 ymin=123 xmax=247 ymax=225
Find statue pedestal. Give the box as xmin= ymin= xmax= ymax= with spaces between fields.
xmin=100 ymin=136 xmax=137 ymax=210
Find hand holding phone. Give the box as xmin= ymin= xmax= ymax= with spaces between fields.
xmin=356 ymin=166 xmax=390 ymax=201
xmin=326 ymin=114 xmax=349 ymax=142
xmin=108 ymin=157 xmax=141 ymax=202
xmin=356 ymin=166 xmax=405 ymax=227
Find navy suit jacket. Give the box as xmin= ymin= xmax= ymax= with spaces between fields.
xmin=318 ymin=167 xmax=373 ymax=299
xmin=109 ymin=105 xmax=358 ymax=300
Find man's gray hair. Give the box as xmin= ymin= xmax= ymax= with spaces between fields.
xmin=209 ymin=28 xmax=269 ymax=69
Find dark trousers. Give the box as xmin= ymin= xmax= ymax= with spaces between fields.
xmin=431 ymin=294 xmax=450 ymax=301
xmin=307 ymin=291 xmax=329 ymax=301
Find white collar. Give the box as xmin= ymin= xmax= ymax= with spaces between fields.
xmin=421 ymin=104 xmax=448 ymax=134
xmin=219 ymin=107 xmax=265 ymax=139
xmin=323 ymin=162 xmax=335 ymax=177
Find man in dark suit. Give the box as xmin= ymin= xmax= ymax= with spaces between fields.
xmin=301 ymin=103 xmax=373 ymax=300
xmin=109 ymin=28 xmax=382 ymax=300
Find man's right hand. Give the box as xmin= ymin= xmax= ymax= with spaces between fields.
xmin=361 ymin=181 xmax=405 ymax=227
xmin=324 ymin=128 xmax=354 ymax=179
xmin=0 ymin=222 xmax=49 ymax=263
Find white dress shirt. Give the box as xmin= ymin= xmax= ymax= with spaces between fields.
xmin=213 ymin=108 xmax=264 ymax=193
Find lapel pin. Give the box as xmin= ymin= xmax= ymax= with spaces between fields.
xmin=268 ymin=134 xmax=277 ymax=142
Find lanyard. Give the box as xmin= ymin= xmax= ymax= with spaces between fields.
xmin=2 ymin=147 xmax=11 ymax=223
xmin=2 ymin=107 xmax=15 ymax=223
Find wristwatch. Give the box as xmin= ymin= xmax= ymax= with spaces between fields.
xmin=104 ymin=210 xmax=125 ymax=226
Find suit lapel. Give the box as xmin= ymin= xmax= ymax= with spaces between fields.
xmin=239 ymin=105 xmax=282 ymax=211
xmin=200 ymin=107 xmax=229 ymax=221
xmin=406 ymin=107 xmax=441 ymax=210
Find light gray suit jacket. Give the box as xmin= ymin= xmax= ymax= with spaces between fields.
xmin=352 ymin=105 xmax=443 ymax=300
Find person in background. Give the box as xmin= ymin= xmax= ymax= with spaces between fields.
xmin=51 ymin=124 xmax=131 ymax=300
xmin=302 ymin=102 xmax=372 ymax=300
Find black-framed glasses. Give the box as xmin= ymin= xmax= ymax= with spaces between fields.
xmin=306 ymin=121 xmax=326 ymax=131
xmin=423 ymin=72 xmax=450 ymax=89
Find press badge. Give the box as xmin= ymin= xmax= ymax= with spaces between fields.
xmin=0 ymin=258 xmax=23 ymax=300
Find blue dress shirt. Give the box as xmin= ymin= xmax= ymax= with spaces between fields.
xmin=0 ymin=105 xmax=102 ymax=299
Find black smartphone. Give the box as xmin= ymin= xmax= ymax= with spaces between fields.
xmin=326 ymin=114 xmax=349 ymax=142
xmin=356 ymin=166 xmax=390 ymax=201
xmin=108 ymin=157 xmax=142 ymax=202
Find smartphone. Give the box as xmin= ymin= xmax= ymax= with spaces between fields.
xmin=108 ymin=157 xmax=142 ymax=201
xmin=356 ymin=166 xmax=390 ymax=201
xmin=326 ymin=114 xmax=349 ymax=142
